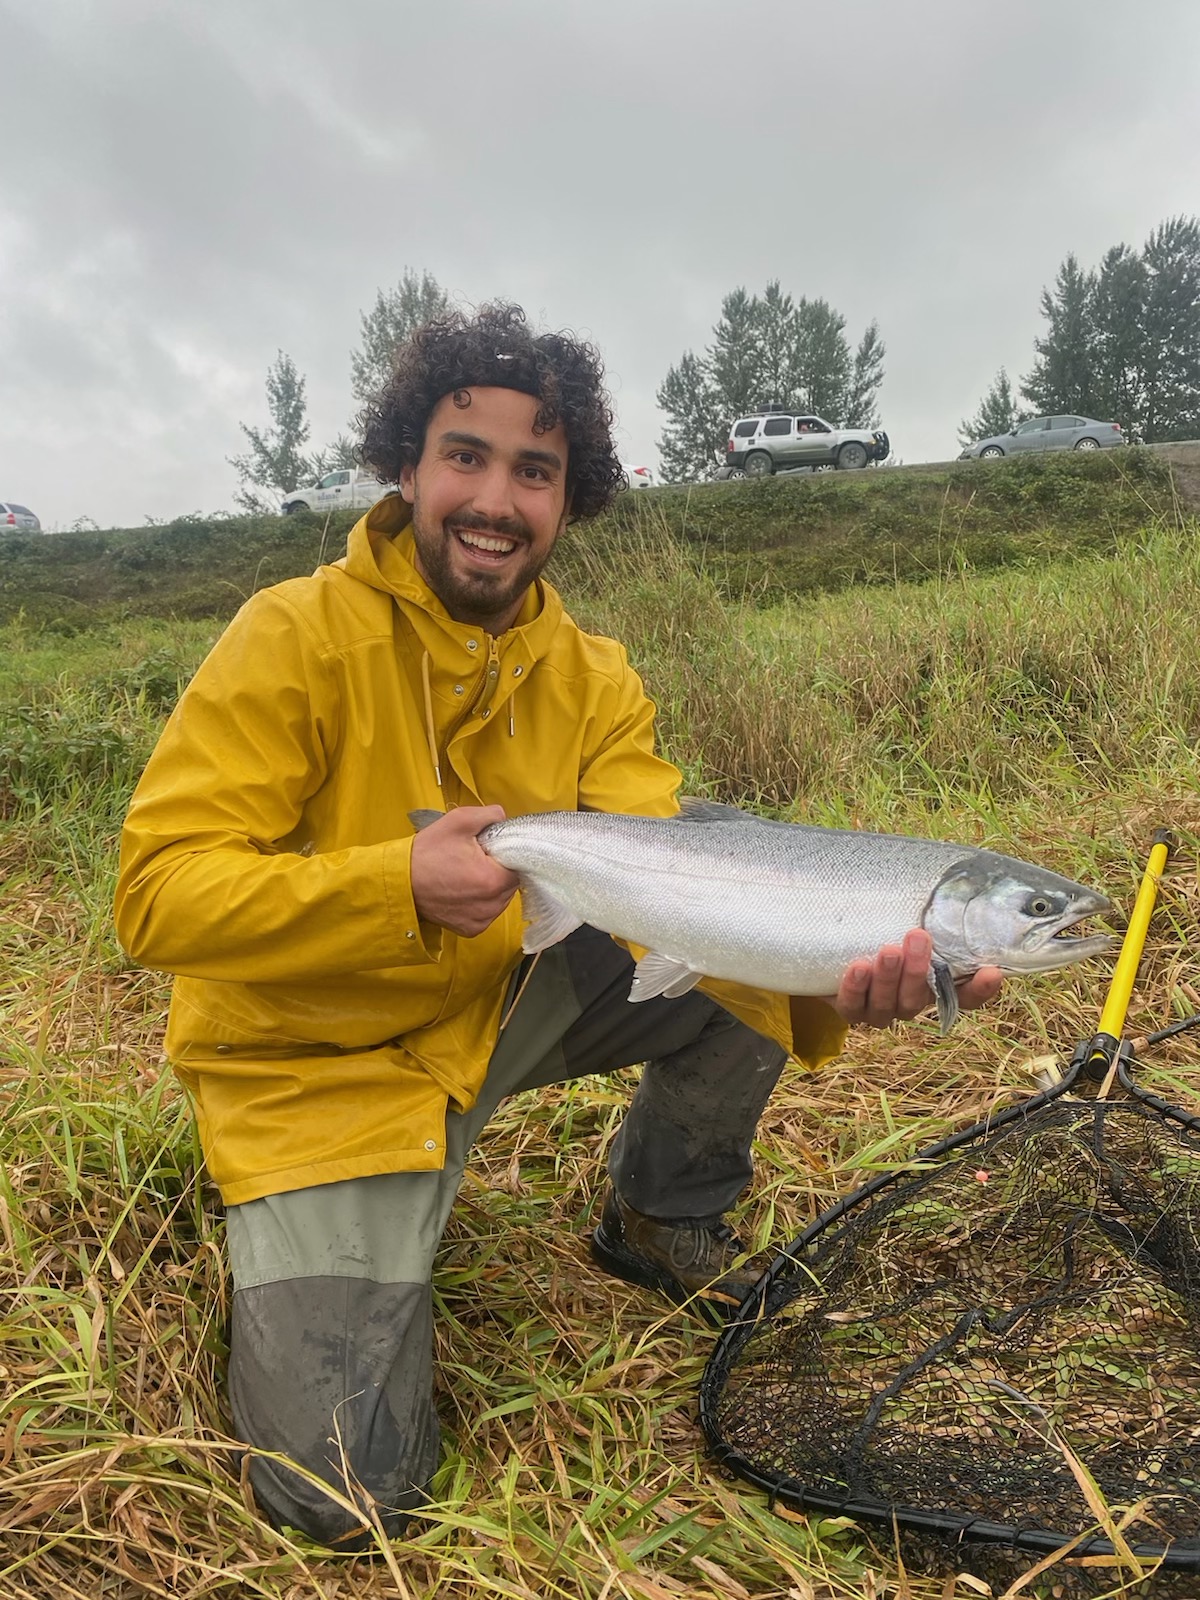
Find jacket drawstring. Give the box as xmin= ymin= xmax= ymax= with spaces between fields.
xmin=420 ymin=651 xmax=442 ymax=789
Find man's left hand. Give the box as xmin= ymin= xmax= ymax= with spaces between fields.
xmin=829 ymin=928 xmax=1003 ymax=1029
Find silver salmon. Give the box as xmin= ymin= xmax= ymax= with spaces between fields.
xmin=411 ymin=801 xmax=1112 ymax=1033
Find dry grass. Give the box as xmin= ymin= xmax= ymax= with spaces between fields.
xmin=3 ymin=518 xmax=1200 ymax=1598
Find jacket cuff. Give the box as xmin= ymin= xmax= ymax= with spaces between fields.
xmin=381 ymin=836 xmax=444 ymax=963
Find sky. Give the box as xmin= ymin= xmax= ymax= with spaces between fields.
xmin=2 ymin=0 xmax=1199 ymax=530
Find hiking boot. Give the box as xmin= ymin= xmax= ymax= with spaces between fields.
xmin=588 ymin=1185 xmax=764 ymax=1323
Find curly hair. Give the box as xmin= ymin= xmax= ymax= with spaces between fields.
xmin=359 ymin=302 xmax=625 ymax=522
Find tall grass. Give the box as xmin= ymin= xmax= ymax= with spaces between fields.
xmin=2 ymin=522 xmax=1199 ymax=1597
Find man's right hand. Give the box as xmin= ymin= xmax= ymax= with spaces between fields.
xmin=410 ymin=805 xmax=520 ymax=937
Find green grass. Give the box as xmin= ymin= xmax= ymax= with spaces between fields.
xmin=0 ymin=447 xmax=1181 ymax=630
xmin=2 ymin=501 xmax=1200 ymax=1597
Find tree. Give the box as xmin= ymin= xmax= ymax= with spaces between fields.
xmin=1090 ymin=243 xmax=1145 ymax=434
xmin=349 ymin=268 xmax=450 ymax=411
xmin=1020 ymin=253 xmax=1096 ymax=417
xmin=844 ymin=321 xmax=887 ymax=429
xmin=794 ymin=298 xmax=852 ymax=420
xmin=1138 ymin=216 xmax=1200 ymax=442
xmin=229 ymin=351 xmax=320 ymax=515
xmin=656 ymin=352 xmax=726 ymax=485
xmin=958 ymin=368 xmax=1021 ymax=446
xmin=657 ymin=284 xmax=884 ymax=482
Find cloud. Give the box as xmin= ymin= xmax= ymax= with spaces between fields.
xmin=1 ymin=0 xmax=1198 ymax=524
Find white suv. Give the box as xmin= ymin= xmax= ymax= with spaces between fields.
xmin=725 ymin=411 xmax=890 ymax=476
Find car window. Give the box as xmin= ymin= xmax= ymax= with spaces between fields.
xmin=762 ymin=417 xmax=791 ymax=436
xmin=800 ymin=418 xmax=831 ymax=434
xmin=9 ymin=504 xmax=33 ymax=516
xmin=1015 ymin=418 xmax=1049 ymax=435
xmin=733 ymin=420 xmax=758 ymax=438
xmin=1050 ymin=416 xmax=1077 ymax=430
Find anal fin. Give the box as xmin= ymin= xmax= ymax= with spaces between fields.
xmin=629 ymin=951 xmax=703 ymax=1003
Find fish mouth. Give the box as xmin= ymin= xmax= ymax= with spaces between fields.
xmin=1016 ymin=894 xmax=1115 ymax=971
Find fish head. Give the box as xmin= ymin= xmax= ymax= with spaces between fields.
xmin=924 ymin=853 xmax=1113 ymax=976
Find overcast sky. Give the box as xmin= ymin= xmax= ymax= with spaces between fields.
xmin=3 ymin=0 xmax=1199 ymax=530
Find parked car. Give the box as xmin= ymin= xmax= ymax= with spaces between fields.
xmin=1 ymin=501 xmax=41 ymax=532
xmin=281 ymin=467 xmax=390 ymax=515
xmin=959 ymin=415 xmax=1126 ymax=460
xmin=621 ymin=463 xmax=656 ymax=489
xmin=725 ymin=410 xmax=890 ymax=476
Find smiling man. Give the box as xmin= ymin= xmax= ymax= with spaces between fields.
xmin=114 ymin=303 xmax=1001 ymax=1549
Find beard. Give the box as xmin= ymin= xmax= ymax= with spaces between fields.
xmin=409 ymin=497 xmax=557 ymax=631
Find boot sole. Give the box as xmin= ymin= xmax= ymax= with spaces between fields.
xmin=589 ymin=1225 xmax=734 ymax=1327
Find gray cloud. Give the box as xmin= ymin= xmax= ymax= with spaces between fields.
xmin=2 ymin=0 xmax=1198 ymax=526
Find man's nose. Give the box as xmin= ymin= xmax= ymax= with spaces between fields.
xmin=468 ymin=462 xmax=517 ymax=524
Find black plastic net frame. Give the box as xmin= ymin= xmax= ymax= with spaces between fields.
xmin=701 ymin=1009 xmax=1200 ymax=1571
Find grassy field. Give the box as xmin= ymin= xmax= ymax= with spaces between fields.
xmin=2 ymin=482 xmax=1200 ymax=1598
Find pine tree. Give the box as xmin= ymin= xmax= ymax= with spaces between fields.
xmin=793 ymin=298 xmax=853 ymax=420
xmin=350 ymin=269 xmax=450 ymax=411
xmin=958 ymin=368 xmax=1020 ymax=446
xmin=844 ymin=322 xmax=886 ymax=429
xmin=229 ymin=351 xmax=319 ymax=515
xmin=656 ymin=352 xmax=726 ymax=483
xmin=1021 ymin=253 xmax=1096 ymax=416
xmin=1138 ymin=216 xmax=1200 ymax=442
xmin=657 ymin=285 xmax=881 ymax=482
xmin=1090 ymin=244 xmax=1146 ymax=435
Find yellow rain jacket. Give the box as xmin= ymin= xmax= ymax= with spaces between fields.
xmin=115 ymin=495 xmax=847 ymax=1204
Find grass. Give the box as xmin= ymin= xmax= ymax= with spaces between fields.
xmin=2 ymin=499 xmax=1200 ymax=1596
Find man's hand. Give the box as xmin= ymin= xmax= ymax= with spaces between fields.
xmin=829 ymin=928 xmax=1003 ymax=1029
xmin=410 ymin=806 xmax=519 ymax=937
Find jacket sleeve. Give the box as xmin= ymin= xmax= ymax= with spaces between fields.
xmin=114 ymin=591 xmax=439 ymax=983
xmin=575 ymin=651 xmax=848 ymax=1070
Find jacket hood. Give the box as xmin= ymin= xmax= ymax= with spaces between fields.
xmin=342 ymin=492 xmax=564 ymax=653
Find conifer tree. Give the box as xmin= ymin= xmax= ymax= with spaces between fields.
xmin=958 ymin=368 xmax=1021 ymax=446
xmin=229 ymin=351 xmax=319 ymax=515
xmin=1021 ymin=253 xmax=1096 ymax=416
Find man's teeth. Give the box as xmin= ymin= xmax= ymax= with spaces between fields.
xmin=458 ymin=529 xmax=516 ymax=554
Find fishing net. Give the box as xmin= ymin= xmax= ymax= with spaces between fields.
xmin=700 ymin=836 xmax=1200 ymax=1577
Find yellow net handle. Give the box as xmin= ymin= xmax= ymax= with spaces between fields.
xmin=1083 ymin=829 xmax=1174 ymax=1083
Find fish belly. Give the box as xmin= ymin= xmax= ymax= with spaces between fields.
xmin=489 ymin=822 xmax=934 ymax=994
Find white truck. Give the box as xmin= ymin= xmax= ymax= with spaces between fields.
xmin=280 ymin=467 xmax=392 ymax=516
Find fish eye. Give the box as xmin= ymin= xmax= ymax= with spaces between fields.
xmin=1024 ymin=893 xmax=1059 ymax=918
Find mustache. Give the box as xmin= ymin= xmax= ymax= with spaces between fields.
xmin=448 ymin=513 xmax=531 ymax=542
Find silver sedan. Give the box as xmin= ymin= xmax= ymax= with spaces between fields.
xmin=959 ymin=414 xmax=1126 ymax=459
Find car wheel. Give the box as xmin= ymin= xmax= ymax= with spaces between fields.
xmin=979 ymin=446 xmax=1004 ymax=460
xmin=283 ymin=500 xmax=309 ymax=514
xmin=836 ymin=442 xmax=868 ymax=470
xmin=1074 ymin=437 xmax=1100 ymax=451
xmin=744 ymin=452 xmax=773 ymax=478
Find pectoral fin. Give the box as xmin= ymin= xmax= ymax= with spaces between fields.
xmin=519 ymin=883 xmax=583 ymax=952
xmin=629 ymin=951 xmax=704 ymax=1003
xmin=929 ymin=955 xmax=960 ymax=1036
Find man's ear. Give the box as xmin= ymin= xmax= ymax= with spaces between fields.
xmin=399 ymin=462 xmax=416 ymax=504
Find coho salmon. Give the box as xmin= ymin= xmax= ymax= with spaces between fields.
xmin=410 ymin=801 xmax=1112 ymax=1033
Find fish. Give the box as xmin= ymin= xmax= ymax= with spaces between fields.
xmin=409 ymin=801 xmax=1113 ymax=1034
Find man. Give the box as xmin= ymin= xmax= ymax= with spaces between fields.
xmin=115 ymin=303 xmax=1000 ymax=1549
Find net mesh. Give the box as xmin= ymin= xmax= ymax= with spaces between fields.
xmin=704 ymin=1089 xmax=1200 ymax=1564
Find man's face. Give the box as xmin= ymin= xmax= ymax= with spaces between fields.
xmin=399 ymin=386 xmax=570 ymax=634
